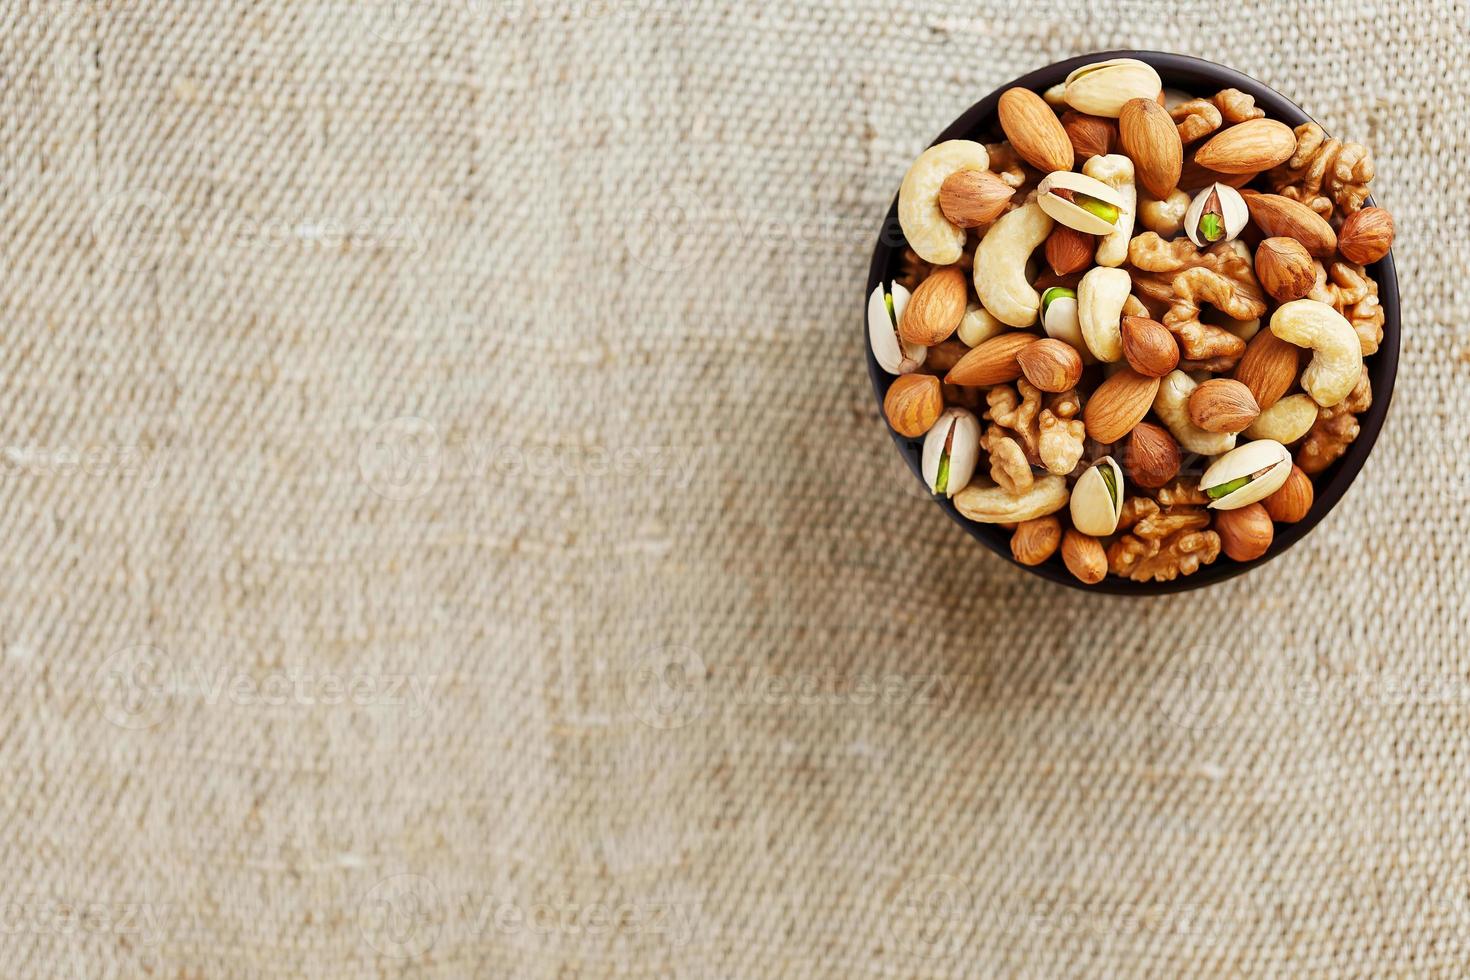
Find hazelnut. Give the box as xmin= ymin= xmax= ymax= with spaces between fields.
xmin=1045 ymin=225 xmax=1095 ymax=276
xmin=1188 ymin=378 xmax=1260 ymax=434
xmin=1124 ymin=422 xmax=1181 ymax=489
xmin=1016 ymin=338 xmax=1084 ymax=393
xmin=1254 ymin=237 xmax=1315 ymax=303
xmin=938 ymin=169 xmax=1016 ymax=229
xmin=1337 ymin=206 xmax=1395 ymax=265
xmin=1214 ymin=503 xmax=1274 ymax=561
xmin=1120 ymin=315 xmax=1180 ymax=378
xmin=1060 ymin=110 xmax=1117 ymax=159
xmin=1262 ymin=465 xmax=1314 ymax=523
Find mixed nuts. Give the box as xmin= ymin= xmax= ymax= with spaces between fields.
xmin=870 ymin=58 xmax=1392 ymax=584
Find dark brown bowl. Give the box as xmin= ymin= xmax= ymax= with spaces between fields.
xmin=865 ymin=50 xmax=1399 ymax=594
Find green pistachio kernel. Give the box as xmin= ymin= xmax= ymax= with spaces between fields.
xmin=1199 ymin=212 xmax=1224 ymax=242
xmin=1206 ymin=475 xmax=1251 ymax=499
xmin=1077 ymin=194 xmax=1120 ymax=225
xmin=1041 ymin=286 xmax=1076 ymax=315
xmin=885 ymin=292 xmax=896 ymax=325
xmin=1100 ymin=464 xmax=1118 ymax=505
xmin=935 ymin=454 xmax=951 ymax=495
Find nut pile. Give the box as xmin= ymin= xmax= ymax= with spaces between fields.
xmin=870 ymin=58 xmax=1393 ymax=585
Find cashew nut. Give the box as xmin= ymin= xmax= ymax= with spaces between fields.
xmin=1244 ymin=393 xmax=1319 ymax=444
xmin=974 ymin=200 xmax=1053 ymax=327
xmin=1082 ymin=154 xmax=1136 ymax=267
xmin=954 ymin=474 xmax=1069 ymax=524
xmin=1077 ymin=266 xmax=1131 ymax=362
xmin=1154 ymin=370 xmax=1238 ymax=455
xmin=1269 ymin=299 xmax=1363 ymax=408
xmin=958 ymin=302 xmax=1006 ymax=347
xmin=898 ymin=140 xmax=990 ymax=265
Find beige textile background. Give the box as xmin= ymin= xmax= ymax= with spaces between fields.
xmin=0 ymin=0 xmax=1465 ymax=976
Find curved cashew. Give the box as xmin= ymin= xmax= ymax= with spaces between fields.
xmin=899 ymin=141 xmax=990 ymax=265
xmin=1245 ymin=393 xmax=1319 ymax=444
xmin=974 ymin=200 xmax=1053 ymax=327
xmin=1077 ymin=266 xmax=1131 ymax=362
xmin=1154 ymin=370 xmax=1237 ymax=455
xmin=1269 ymin=299 xmax=1363 ymax=408
xmin=958 ymin=302 xmax=1006 ymax=347
xmin=954 ymin=474 xmax=1069 ymax=524
xmin=1082 ymin=154 xmax=1136 ymax=267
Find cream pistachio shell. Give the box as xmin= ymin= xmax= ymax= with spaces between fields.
xmin=1063 ymin=59 xmax=1163 ymax=118
xmin=1200 ymin=440 xmax=1292 ymax=510
xmin=1040 ymin=291 xmax=1092 ymax=364
xmin=867 ymin=282 xmax=925 ymax=375
xmin=921 ymin=408 xmax=981 ymax=497
xmin=1070 ymin=456 xmax=1125 ymax=536
xmin=1185 ymin=183 xmax=1249 ymax=247
xmin=1037 ymin=171 xmax=1127 ymax=235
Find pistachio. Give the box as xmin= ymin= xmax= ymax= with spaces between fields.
xmin=921 ymin=408 xmax=981 ymax=497
xmin=1184 ymin=182 xmax=1248 ymax=247
xmin=1199 ymin=440 xmax=1293 ymax=510
xmin=1063 ymin=59 xmax=1163 ymax=118
xmin=867 ymin=282 xmax=925 ymax=375
xmin=1040 ymin=286 xmax=1090 ymax=362
xmin=1036 ymin=171 xmax=1128 ymax=235
xmin=1070 ymin=456 xmax=1125 ymax=536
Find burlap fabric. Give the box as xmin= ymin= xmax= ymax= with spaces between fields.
xmin=0 ymin=0 xmax=1461 ymax=976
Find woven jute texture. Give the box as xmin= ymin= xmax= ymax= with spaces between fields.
xmin=0 ymin=0 xmax=1464 ymax=976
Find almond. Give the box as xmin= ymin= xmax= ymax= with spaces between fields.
xmin=1045 ymin=225 xmax=1094 ymax=276
xmin=997 ymin=87 xmax=1073 ymax=174
xmin=1240 ymin=191 xmax=1337 ymax=257
xmin=1262 ymin=465 xmax=1313 ymax=523
xmin=1232 ymin=323 xmax=1300 ymax=410
xmin=1120 ymin=315 xmax=1179 ymax=378
xmin=1010 ymin=516 xmax=1062 ymax=566
xmin=944 ymin=332 xmax=1038 ymax=387
xmin=1254 ymin=237 xmax=1315 ymax=303
xmin=882 ymin=374 xmax=943 ymax=438
xmin=899 ymin=267 xmax=968 ymax=346
xmin=1061 ymin=530 xmax=1107 ymax=584
xmin=1060 ymin=110 xmax=1116 ymax=160
xmin=1337 ymin=206 xmax=1395 ymax=265
xmin=1124 ymin=421 xmax=1180 ymax=489
xmin=1192 ymin=118 xmax=1296 ymax=174
xmin=1016 ymin=338 xmax=1084 ymax=393
xmin=1187 ymin=378 xmax=1259 ymax=433
xmin=1118 ymin=97 xmax=1182 ymax=199
xmin=1215 ymin=502 xmax=1273 ymax=561
xmin=937 ymin=169 xmax=1016 ymax=229
xmin=1083 ymin=368 xmax=1160 ymax=444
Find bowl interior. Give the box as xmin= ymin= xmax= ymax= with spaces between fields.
xmin=866 ymin=50 xmax=1399 ymax=595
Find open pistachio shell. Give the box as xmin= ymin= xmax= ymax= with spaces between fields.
xmin=1037 ymin=171 xmax=1127 ymax=235
xmin=1070 ymin=456 xmax=1125 ymax=535
xmin=1200 ymin=440 xmax=1292 ymax=510
xmin=1185 ymin=183 xmax=1249 ymax=247
xmin=1039 ymin=287 xmax=1092 ymax=364
xmin=867 ymin=282 xmax=925 ymax=375
xmin=1063 ymin=59 xmax=1163 ymax=118
xmin=921 ymin=408 xmax=981 ymax=497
